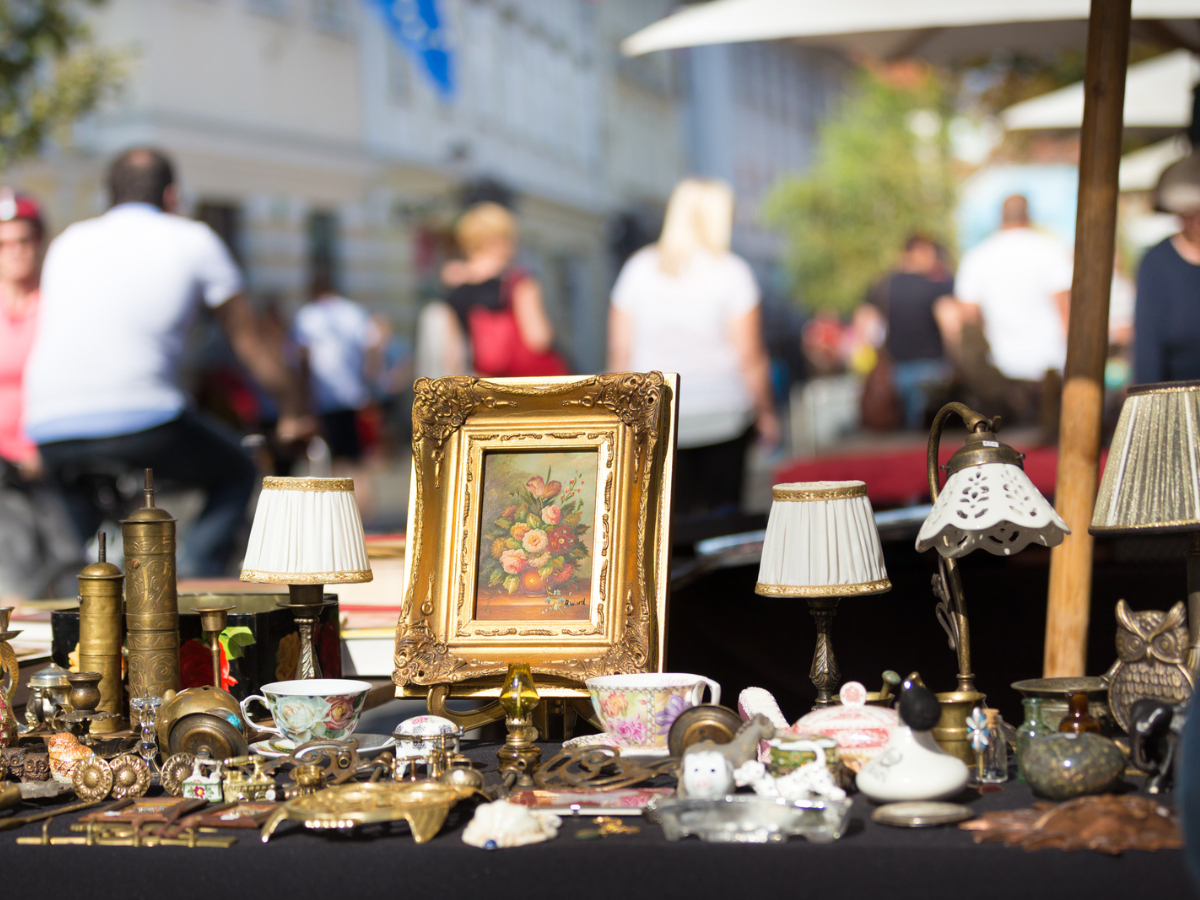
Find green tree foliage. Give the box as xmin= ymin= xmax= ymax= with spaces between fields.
xmin=765 ymin=69 xmax=957 ymax=315
xmin=0 ymin=0 xmax=123 ymax=168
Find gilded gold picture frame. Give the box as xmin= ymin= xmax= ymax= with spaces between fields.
xmin=393 ymin=372 xmax=677 ymax=698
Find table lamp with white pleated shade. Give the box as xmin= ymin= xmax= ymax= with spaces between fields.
xmin=756 ymin=481 xmax=890 ymax=708
xmin=1091 ymin=380 xmax=1200 ymax=675
xmin=241 ymin=476 xmax=372 ymax=679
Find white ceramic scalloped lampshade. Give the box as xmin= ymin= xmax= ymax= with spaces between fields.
xmin=915 ymin=463 xmax=1069 ymax=559
xmin=240 ymin=477 xmax=373 ymax=584
xmin=755 ymin=481 xmax=890 ymax=597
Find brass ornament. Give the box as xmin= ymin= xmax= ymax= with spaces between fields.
xmin=395 ymin=373 xmax=676 ymax=695
xmin=109 ymin=755 xmax=151 ymax=800
xmin=161 ymin=753 xmax=196 ymax=797
xmin=1107 ymin=599 xmax=1195 ymax=733
xmin=533 ymin=747 xmax=677 ymax=792
xmin=287 ymin=738 xmax=363 ymax=785
xmin=73 ymin=757 xmax=114 ymax=801
xmin=259 ymin=781 xmax=465 ymax=844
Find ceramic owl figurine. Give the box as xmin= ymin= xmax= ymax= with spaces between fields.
xmin=1107 ymin=599 xmax=1194 ymax=734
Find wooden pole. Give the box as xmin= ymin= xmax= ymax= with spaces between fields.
xmin=1044 ymin=0 xmax=1131 ymax=677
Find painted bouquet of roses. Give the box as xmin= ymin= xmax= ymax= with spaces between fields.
xmin=480 ymin=471 xmax=590 ymax=597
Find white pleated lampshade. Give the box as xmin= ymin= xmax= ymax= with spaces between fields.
xmin=755 ymin=481 xmax=890 ymax=597
xmin=916 ymin=463 xmax=1069 ymax=559
xmin=1091 ymin=381 xmax=1200 ymax=534
xmin=241 ymin=477 xmax=373 ymax=584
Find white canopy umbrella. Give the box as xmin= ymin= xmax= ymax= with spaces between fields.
xmin=623 ymin=0 xmax=1188 ymax=678
xmin=621 ymin=0 xmax=1200 ymax=61
xmin=1004 ymin=50 xmax=1199 ymax=130
xmin=1121 ymin=136 xmax=1191 ymax=190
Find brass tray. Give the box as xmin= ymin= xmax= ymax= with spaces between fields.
xmin=259 ymin=781 xmax=466 ymax=844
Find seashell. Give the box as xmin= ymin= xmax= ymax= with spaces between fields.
xmin=48 ymin=734 xmax=94 ymax=785
xmin=462 ymin=799 xmax=561 ymax=849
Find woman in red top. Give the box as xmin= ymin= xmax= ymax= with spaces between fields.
xmin=0 ymin=190 xmax=43 ymax=476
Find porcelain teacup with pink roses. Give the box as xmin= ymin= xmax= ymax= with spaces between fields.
xmin=586 ymin=673 xmax=721 ymax=751
xmin=240 ymin=679 xmax=371 ymax=748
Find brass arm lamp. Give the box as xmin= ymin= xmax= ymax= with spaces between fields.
xmin=916 ymin=404 xmax=1069 ymax=763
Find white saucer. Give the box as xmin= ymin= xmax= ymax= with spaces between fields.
xmin=562 ymin=732 xmax=671 ymax=759
xmin=250 ymin=733 xmax=396 ymax=759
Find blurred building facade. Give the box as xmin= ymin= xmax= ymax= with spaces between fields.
xmin=11 ymin=0 xmax=843 ymax=373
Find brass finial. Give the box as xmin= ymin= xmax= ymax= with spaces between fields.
xmin=98 ymin=532 xmax=106 ymax=563
xmin=143 ymin=469 xmax=155 ymax=509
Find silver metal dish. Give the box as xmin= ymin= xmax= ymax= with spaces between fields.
xmin=644 ymin=794 xmax=852 ymax=843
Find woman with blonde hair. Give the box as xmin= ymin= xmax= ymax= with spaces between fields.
xmin=440 ymin=202 xmax=567 ymax=377
xmin=608 ymin=178 xmax=779 ymax=516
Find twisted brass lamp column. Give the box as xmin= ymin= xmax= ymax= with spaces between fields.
xmin=277 ymin=586 xmax=335 ymax=681
xmin=122 ymin=470 xmax=180 ymax=701
xmin=77 ymin=533 xmax=125 ymax=733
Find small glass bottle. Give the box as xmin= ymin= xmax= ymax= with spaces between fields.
xmin=969 ymin=707 xmax=1008 ymax=784
xmin=1058 ymin=690 xmax=1101 ymax=734
xmin=1015 ymin=697 xmax=1052 ymax=782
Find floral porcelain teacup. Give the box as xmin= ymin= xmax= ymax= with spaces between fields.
xmin=586 ymin=673 xmax=721 ymax=751
xmin=239 ymin=679 xmax=371 ymax=748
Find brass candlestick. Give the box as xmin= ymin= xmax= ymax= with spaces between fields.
xmin=193 ymin=605 xmax=234 ymax=688
xmin=277 ymin=585 xmax=334 ymax=680
xmin=122 ymin=469 xmax=180 ymax=701
xmin=496 ymin=663 xmax=541 ymax=786
xmin=77 ymin=533 xmax=125 ymax=734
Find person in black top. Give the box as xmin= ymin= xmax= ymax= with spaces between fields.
xmin=859 ymin=234 xmax=958 ymax=429
xmin=1134 ymin=206 xmax=1200 ymax=384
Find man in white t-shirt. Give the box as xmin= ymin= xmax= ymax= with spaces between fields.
xmin=955 ymin=195 xmax=1073 ymax=385
xmin=291 ymin=272 xmax=382 ymax=465
xmin=23 ymin=148 xmax=311 ymax=576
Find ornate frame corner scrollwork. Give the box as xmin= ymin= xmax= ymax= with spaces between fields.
xmin=393 ymin=373 xmax=677 ymax=698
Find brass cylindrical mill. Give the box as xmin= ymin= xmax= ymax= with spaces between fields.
xmin=77 ymin=533 xmax=124 ymax=734
xmin=122 ymin=469 xmax=180 ymax=701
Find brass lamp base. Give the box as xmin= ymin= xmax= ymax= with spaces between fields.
xmin=278 ymin=584 xmax=334 ymax=680
xmin=807 ymin=597 xmax=841 ymax=708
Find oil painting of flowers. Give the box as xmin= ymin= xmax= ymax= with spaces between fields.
xmin=475 ymin=451 xmax=597 ymax=621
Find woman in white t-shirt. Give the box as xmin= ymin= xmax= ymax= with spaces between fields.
xmin=608 ymin=178 xmax=779 ymax=516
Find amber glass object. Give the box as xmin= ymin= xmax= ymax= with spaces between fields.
xmin=499 ymin=663 xmax=539 ymax=722
xmin=1058 ymin=690 xmax=1101 ymax=734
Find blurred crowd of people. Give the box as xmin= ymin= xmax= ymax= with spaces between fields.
xmin=812 ymin=187 xmax=1192 ymax=442
xmin=2 ymin=144 xmax=1198 ymax=598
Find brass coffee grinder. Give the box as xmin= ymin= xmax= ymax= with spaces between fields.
xmin=122 ymin=469 xmax=181 ymax=701
xmin=77 ymin=533 xmax=124 ymax=734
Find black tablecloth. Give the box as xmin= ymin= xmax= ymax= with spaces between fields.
xmin=2 ymin=741 xmax=1194 ymax=900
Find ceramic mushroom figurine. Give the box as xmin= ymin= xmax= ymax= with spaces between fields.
xmin=856 ymin=680 xmax=968 ymax=803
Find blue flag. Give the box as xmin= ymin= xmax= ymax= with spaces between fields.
xmin=364 ymin=0 xmax=455 ymax=101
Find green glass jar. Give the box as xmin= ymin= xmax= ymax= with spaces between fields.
xmin=1016 ymin=697 xmax=1053 ymax=782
